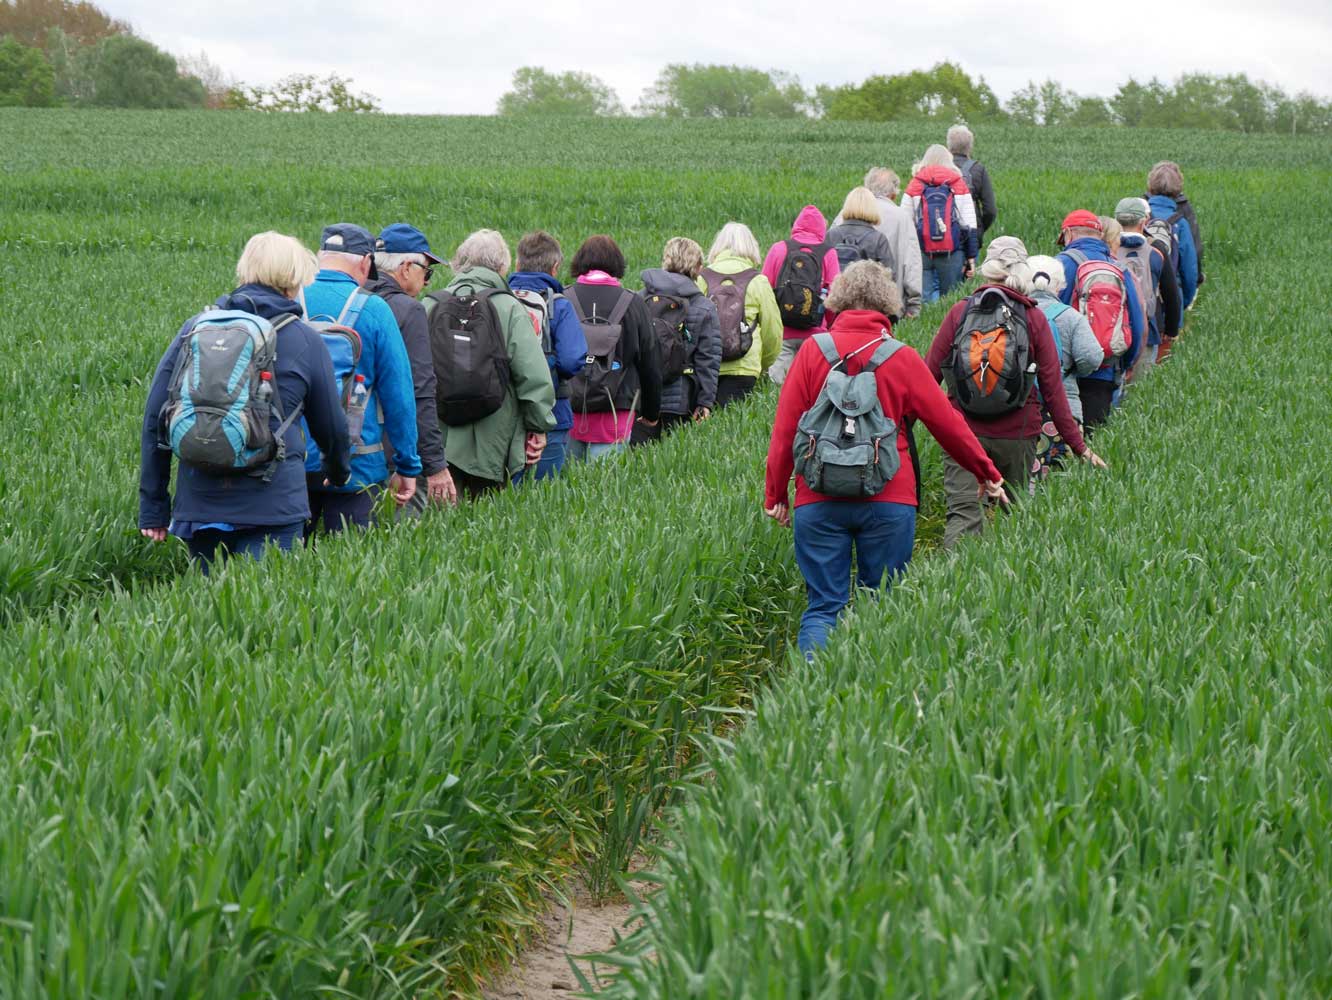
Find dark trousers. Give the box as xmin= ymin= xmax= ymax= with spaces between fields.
xmin=714 ymin=375 xmax=758 ymax=409
xmin=792 ymin=501 xmax=916 ymax=657
xmin=941 ymin=434 xmax=1037 ymax=549
xmin=630 ymin=411 xmax=689 ymax=446
xmin=1077 ymin=378 xmax=1117 ymax=432
xmin=306 ymin=475 xmax=382 ymax=537
xmin=186 ymin=522 xmax=303 ymax=575
xmin=449 ymin=463 xmax=504 ymax=501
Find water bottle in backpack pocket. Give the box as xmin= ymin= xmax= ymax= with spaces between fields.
xmin=300 ymin=289 xmax=381 ymax=456
xmin=567 ymin=289 xmax=635 ymax=414
xmin=918 ymin=182 xmax=957 ymax=254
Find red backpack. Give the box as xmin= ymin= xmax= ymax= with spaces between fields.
xmin=1065 ymin=249 xmax=1131 ymax=362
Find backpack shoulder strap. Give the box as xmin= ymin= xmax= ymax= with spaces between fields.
xmin=1064 ymin=248 xmax=1089 ymax=268
xmin=813 ymin=333 xmax=840 ymax=366
xmin=1043 ymin=301 xmax=1071 ymax=321
xmin=271 ymin=314 xmax=299 ymax=334
xmin=336 ymin=289 xmax=370 ymax=327
xmin=864 ymin=338 xmax=906 ymax=371
xmin=607 ymin=288 xmax=635 ymax=326
xmin=567 ymin=288 xmax=588 ymax=322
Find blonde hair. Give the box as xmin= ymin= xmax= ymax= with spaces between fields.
xmin=838 ymin=186 xmax=881 ymax=225
xmin=824 ymin=260 xmax=903 ymax=318
xmin=662 ymin=236 xmax=704 ymax=279
xmin=917 ymin=143 xmax=958 ymax=173
xmin=452 ymin=229 xmax=510 ymax=275
xmin=1028 ymin=255 xmax=1065 ymax=296
xmin=1099 ymin=216 xmax=1122 ymax=252
xmin=235 ymin=231 xmax=317 ymax=295
xmin=863 ymin=167 xmax=901 ymax=200
xmin=706 ymin=222 xmax=762 ymax=267
xmin=1147 ymin=161 xmax=1184 ymax=198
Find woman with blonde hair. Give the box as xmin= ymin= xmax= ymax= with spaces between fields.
xmin=900 ymin=143 xmax=980 ymax=302
xmin=698 ymin=222 xmax=782 ymax=406
xmin=827 ymin=186 xmax=896 ymax=277
xmin=138 ymin=231 xmax=351 ymax=571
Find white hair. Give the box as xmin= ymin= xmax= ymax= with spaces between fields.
xmin=946 ymin=124 xmax=974 ymax=156
xmin=318 ymin=250 xmax=368 ymax=269
xmin=863 ymin=167 xmax=901 ymax=200
xmin=1028 ymin=255 xmax=1065 ymax=296
xmin=236 ymin=231 xmax=317 ymax=295
xmin=452 ymin=229 xmax=510 ymax=275
xmin=917 ymin=144 xmax=959 ymax=174
xmin=374 ymin=251 xmax=425 ymax=274
xmin=707 ymin=222 xmax=762 ymax=267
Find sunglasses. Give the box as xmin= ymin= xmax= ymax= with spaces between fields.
xmin=408 ymin=261 xmax=435 ymax=282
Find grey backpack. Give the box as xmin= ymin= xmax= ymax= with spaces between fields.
xmin=792 ymin=333 xmax=905 ymax=498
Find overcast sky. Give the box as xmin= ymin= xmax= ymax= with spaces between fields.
xmin=100 ymin=0 xmax=1332 ymax=114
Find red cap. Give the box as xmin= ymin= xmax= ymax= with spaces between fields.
xmin=1060 ymin=210 xmax=1102 ymax=233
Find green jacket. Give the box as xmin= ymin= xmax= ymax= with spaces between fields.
xmin=425 ymin=267 xmax=556 ymax=482
xmin=696 ymin=251 xmax=783 ymax=377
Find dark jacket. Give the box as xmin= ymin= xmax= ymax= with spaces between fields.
xmin=826 ymin=219 xmax=895 ymax=274
xmin=139 ymin=283 xmax=351 ymax=530
xmin=366 ymin=274 xmax=446 ymax=477
xmin=1119 ymin=233 xmax=1181 ymax=346
xmin=640 ymin=268 xmax=722 ymax=414
xmin=508 ymin=271 xmax=588 ymax=433
xmin=567 ymin=279 xmax=662 ymax=422
xmin=954 ymin=155 xmax=996 ymax=235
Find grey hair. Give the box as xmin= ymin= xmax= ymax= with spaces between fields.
xmin=979 ymin=236 xmax=1033 ymax=295
xmin=946 ymin=124 xmax=974 ymax=156
xmin=374 ymin=251 xmax=425 ymax=274
xmin=318 ymin=250 xmax=369 ymax=269
xmin=1147 ymin=161 xmax=1184 ymax=198
xmin=863 ymin=167 xmax=901 ymax=200
xmin=823 ymin=260 xmax=904 ymax=318
xmin=707 ymin=221 xmax=762 ymax=267
xmin=917 ymin=143 xmax=958 ymax=172
xmin=1027 ymin=255 xmax=1065 ymax=297
xmin=452 ymin=229 xmax=510 ymax=275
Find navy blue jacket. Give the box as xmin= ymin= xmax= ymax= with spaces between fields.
xmin=139 ymin=284 xmax=351 ymax=530
xmin=507 ymin=271 xmax=588 ymax=433
xmin=1147 ymin=195 xmax=1199 ymax=308
xmin=1057 ymin=237 xmax=1146 ymax=382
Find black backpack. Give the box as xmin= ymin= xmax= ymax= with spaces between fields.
xmin=426 ymin=286 xmax=513 ymax=426
xmin=943 ymin=287 xmax=1036 ymax=417
xmin=641 ymin=291 xmax=693 ymax=383
xmin=834 ymin=239 xmax=869 ymax=272
xmin=567 ymin=289 xmax=635 ymax=414
xmin=774 ymin=239 xmax=830 ymax=329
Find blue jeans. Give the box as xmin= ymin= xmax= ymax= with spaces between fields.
xmin=513 ymin=429 xmax=569 ymax=486
xmin=306 ymin=476 xmax=382 ymax=537
xmin=567 ymin=438 xmax=627 ymax=463
xmin=186 ymin=522 xmax=303 ymax=575
xmin=921 ymin=251 xmax=966 ymax=303
xmin=792 ymin=501 xmax=916 ymax=657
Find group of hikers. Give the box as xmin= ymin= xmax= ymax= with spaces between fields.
xmin=137 ymin=130 xmax=1204 ymax=656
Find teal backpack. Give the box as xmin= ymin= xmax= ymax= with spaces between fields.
xmin=793 ymin=333 xmax=905 ymax=498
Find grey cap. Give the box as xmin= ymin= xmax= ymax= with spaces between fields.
xmin=1114 ymin=197 xmax=1150 ymax=223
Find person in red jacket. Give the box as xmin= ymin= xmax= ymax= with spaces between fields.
xmin=763 ymin=204 xmax=841 ymax=385
xmin=765 ymin=261 xmax=1006 ymax=656
xmin=924 ymin=237 xmax=1108 ymax=549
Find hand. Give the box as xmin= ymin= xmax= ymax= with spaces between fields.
xmin=140 ymin=526 xmax=168 ymax=543
xmin=389 ymin=473 xmax=417 ymax=507
xmin=638 ymin=417 xmax=659 ymax=428
xmin=977 ymin=479 xmax=1008 ymax=504
xmin=425 ymin=468 xmax=457 ymax=505
xmin=524 ymin=432 xmax=546 ymax=466
xmin=1080 ymin=449 xmax=1108 ymax=470
xmin=764 ymin=501 xmax=791 ymax=528
xmin=692 ymin=407 xmax=711 ymax=422
xmin=964 ymin=259 xmax=976 ymax=278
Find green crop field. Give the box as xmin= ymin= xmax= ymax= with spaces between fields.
xmin=1 ymin=110 xmax=1330 ymax=998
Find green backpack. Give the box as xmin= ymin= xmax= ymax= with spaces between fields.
xmin=793 ymin=333 xmax=905 ymax=498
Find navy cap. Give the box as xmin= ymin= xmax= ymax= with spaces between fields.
xmin=376 ymin=223 xmax=442 ymax=265
xmin=320 ymin=223 xmax=378 ymax=279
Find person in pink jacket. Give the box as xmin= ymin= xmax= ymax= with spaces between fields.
xmin=763 ymin=205 xmax=840 ymax=385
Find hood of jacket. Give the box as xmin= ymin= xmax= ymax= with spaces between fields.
xmin=791 ymin=205 xmax=827 ymax=243
xmin=1147 ymin=194 xmax=1180 ymax=217
xmin=828 ymin=308 xmax=896 ymax=338
xmin=640 ymin=268 xmax=703 ymax=299
xmin=509 ymin=271 xmax=566 ymax=295
xmin=972 ymin=282 xmax=1038 ymax=308
xmin=702 ymin=251 xmax=760 ymax=275
xmin=1062 ymin=236 xmax=1112 ymax=260
xmin=216 ymin=282 xmax=303 ymax=321
xmin=365 ymin=274 xmax=410 ymax=301
xmin=446 ymin=266 xmax=507 ymax=293
xmin=905 ymin=165 xmax=966 ymax=196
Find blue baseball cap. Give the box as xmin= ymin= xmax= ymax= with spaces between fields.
xmin=320 ymin=223 xmax=378 ymax=279
xmin=376 ymin=223 xmax=442 ymax=265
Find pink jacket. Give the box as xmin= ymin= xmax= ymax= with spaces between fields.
xmin=762 ymin=205 xmax=841 ymax=340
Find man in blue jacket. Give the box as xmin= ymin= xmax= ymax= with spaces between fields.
xmin=303 ymin=223 xmax=422 ymax=533
xmin=507 ymin=231 xmax=588 ymax=482
xmin=1147 ymin=192 xmax=1199 ymax=310
xmin=1115 ymin=197 xmax=1182 ymax=376
xmin=1055 ymin=210 xmax=1146 ymax=431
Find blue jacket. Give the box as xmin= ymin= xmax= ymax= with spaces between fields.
xmin=301 ymin=269 xmax=422 ymax=489
xmin=139 ymin=283 xmax=351 ymax=530
xmin=507 ymin=271 xmax=587 ymax=433
xmin=1148 ymin=194 xmax=1199 ymax=309
xmin=1057 ymin=237 xmax=1146 ymax=382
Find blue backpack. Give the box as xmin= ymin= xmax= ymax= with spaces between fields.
xmin=1038 ymin=300 xmax=1076 ymax=375
xmin=917 ymin=182 xmax=958 ymax=254
xmin=300 ymin=289 xmax=379 ymax=462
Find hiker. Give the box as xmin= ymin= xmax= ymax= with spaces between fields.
xmin=764 ymin=261 xmax=1005 ymax=656
xmin=763 ymin=205 xmax=841 ymax=385
xmin=854 ymin=167 xmax=922 ymax=318
xmin=699 ymin=222 xmax=783 ymax=407
xmin=1114 ymin=198 xmax=1182 ymax=377
xmin=925 ymin=237 xmax=1107 ymax=549
xmin=565 ymin=234 xmax=662 ymax=461
xmin=947 ymin=124 xmax=997 ymax=238
xmin=901 ymin=144 xmax=979 ymax=303
xmin=139 ymin=231 xmax=351 ymax=572
xmin=634 ymin=237 xmax=721 ymax=444
xmin=1028 ymin=254 xmax=1104 ymax=482
xmin=827 ymin=187 xmax=896 ymax=275
xmin=301 ymin=223 xmax=421 ymax=533
xmin=426 ymin=229 xmax=556 ymax=498
xmin=1055 ymin=210 xmax=1146 ymax=429
xmin=1146 ymin=160 xmax=1203 ymax=294
xmin=507 ymin=231 xmax=588 ymax=482
xmin=369 ymin=222 xmax=456 ymax=510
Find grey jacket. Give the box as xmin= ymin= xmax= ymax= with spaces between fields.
xmin=828 ymin=220 xmax=893 ymax=269
xmin=640 ymin=268 xmax=721 ymax=414
xmin=1032 ymin=290 xmax=1103 ymax=423
xmin=367 ymin=274 xmax=447 ymax=476
xmin=834 ymin=198 xmax=923 ymax=317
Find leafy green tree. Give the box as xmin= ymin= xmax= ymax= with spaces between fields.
xmin=1068 ymin=96 xmax=1113 ymax=126
xmin=1109 ymin=77 xmax=1169 ymax=127
xmin=224 ymin=73 xmax=380 ymax=113
xmin=1004 ymin=79 xmax=1078 ymax=125
xmin=84 ymin=33 xmax=202 ymax=108
xmin=0 ymin=33 xmax=54 ymax=105
xmin=637 ymin=63 xmax=807 ymax=118
xmin=823 ymin=62 xmax=1003 ymax=123
xmin=497 ymin=66 xmax=622 ymax=116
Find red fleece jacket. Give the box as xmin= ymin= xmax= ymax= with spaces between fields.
xmin=762 ymin=204 xmax=841 ymax=340
xmin=766 ymin=310 xmax=1002 ymax=509
xmin=924 ymin=286 xmax=1088 ymax=454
